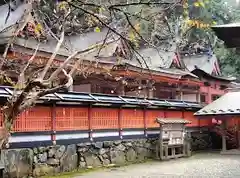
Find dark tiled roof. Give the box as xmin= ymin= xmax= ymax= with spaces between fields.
xmin=192 ymin=68 xmax=236 ymax=82
xmin=212 ymin=23 xmax=240 ymax=48
xmin=0 ymin=86 xmax=203 ymax=109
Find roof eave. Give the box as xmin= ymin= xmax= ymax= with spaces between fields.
xmin=193 ymin=68 xmax=236 ymax=82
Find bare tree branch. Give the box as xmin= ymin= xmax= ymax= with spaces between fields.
xmin=39 ymin=30 xmax=64 ymax=80
xmin=108 ymin=1 xmax=177 ymax=9
xmin=17 ymin=43 xmax=40 ymax=89
xmin=47 ymin=50 xmax=79 ymax=82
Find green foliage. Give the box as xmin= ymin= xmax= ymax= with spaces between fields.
xmin=214 ymin=47 xmax=240 ymax=77
xmin=183 ymin=0 xmax=240 ymax=77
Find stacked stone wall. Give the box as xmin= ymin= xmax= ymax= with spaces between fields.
xmin=3 ymin=139 xmax=157 ymax=178
xmin=2 ymin=132 xmax=212 ymax=178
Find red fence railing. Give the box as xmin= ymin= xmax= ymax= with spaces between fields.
xmin=146 ymin=110 xmax=164 ymax=128
xmin=121 ymin=109 xmax=144 ymax=129
xmin=56 ymin=107 xmax=89 ymax=131
xmin=92 ymin=108 xmax=119 ymax=129
xmin=0 ymin=105 xmax=211 ymax=133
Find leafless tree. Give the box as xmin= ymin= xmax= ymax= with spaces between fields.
xmin=0 ymin=0 xmax=182 ymax=148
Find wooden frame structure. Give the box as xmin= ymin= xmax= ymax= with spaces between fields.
xmin=156 ymin=118 xmax=191 ymax=160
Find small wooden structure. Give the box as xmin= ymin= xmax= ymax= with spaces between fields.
xmin=195 ymin=91 xmax=240 ymax=154
xmin=156 ymin=118 xmax=191 ymax=160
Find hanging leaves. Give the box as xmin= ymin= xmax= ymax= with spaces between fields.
xmin=212 ymin=21 xmax=217 ymax=25
xmin=134 ymin=23 xmax=141 ymax=32
xmin=94 ymin=27 xmax=101 ymax=33
xmin=129 ymin=30 xmax=139 ymax=48
xmin=194 ymin=2 xmax=200 ymax=7
xmin=98 ymin=7 xmax=105 ymax=14
xmin=186 ymin=20 xmax=211 ymax=28
xmin=199 ymin=1 xmax=205 ymax=7
xmin=194 ymin=1 xmax=205 ymax=7
xmin=57 ymin=1 xmax=68 ymax=11
xmin=34 ymin=23 xmax=43 ymax=35
xmin=0 ymin=74 xmax=15 ymax=86
xmin=129 ymin=31 xmax=136 ymax=42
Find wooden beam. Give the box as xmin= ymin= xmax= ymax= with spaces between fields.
xmin=112 ymin=70 xmax=203 ymax=86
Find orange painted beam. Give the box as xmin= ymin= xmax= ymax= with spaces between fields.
xmin=113 ymin=70 xmax=203 ymax=86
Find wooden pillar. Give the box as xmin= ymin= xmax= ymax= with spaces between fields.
xmin=179 ymin=85 xmax=183 ymax=100
xmin=91 ymin=83 xmax=96 ymax=93
xmin=237 ymin=129 xmax=240 ymax=149
xmin=88 ymin=105 xmax=93 ymax=141
xmin=207 ymin=87 xmax=212 ymax=104
xmin=118 ymin=107 xmax=123 ymax=139
xmin=163 ymin=110 xmax=167 ymax=119
xmin=147 ymin=80 xmax=154 ymax=99
xmin=180 ymin=91 xmax=183 ymax=101
xmin=159 ymin=125 xmax=163 ymax=160
xmin=221 ymin=119 xmax=227 ymax=152
xmin=237 ymin=119 xmax=240 ymax=149
xmin=148 ymin=88 xmax=154 ymax=99
xmin=51 ymin=104 xmax=56 ymax=145
xmin=196 ymin=91 xmax=200 ymax=103
xmin=68 ymin=84 xmax=73 ymax=92
xmin=172 ymin=147 xmax=175 ymax=157
xmin=171 ymin=90 xmax=176 ymax=99
xmin=143 ymin=108 xmax=147 ymax=137
xmin=186 ymin=132 xmax=192 ymax=157
xmin=117 ymin=82 xmax=125 ymax=96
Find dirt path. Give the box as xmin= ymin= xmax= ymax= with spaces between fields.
xmin=74 ymin=152 xmax=240 ymax=178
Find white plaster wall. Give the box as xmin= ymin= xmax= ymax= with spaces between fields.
xmin=176 ymin=93 xmax=197 ymax=102
xmin=182 ymin=94 xmax=197 ymax=102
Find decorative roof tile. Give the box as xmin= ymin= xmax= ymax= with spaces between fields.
xmin=156 ymin=118 xmax=191 ymax=124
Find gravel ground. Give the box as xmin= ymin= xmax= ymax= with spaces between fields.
xmin=74 ymin=152 xmax=240 ymax=178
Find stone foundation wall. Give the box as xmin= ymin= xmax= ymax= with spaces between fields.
xmin=2 ymin=132 xmax=212 ymax=178
xmin=3 ymin=139 xmax=157 ymax=178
